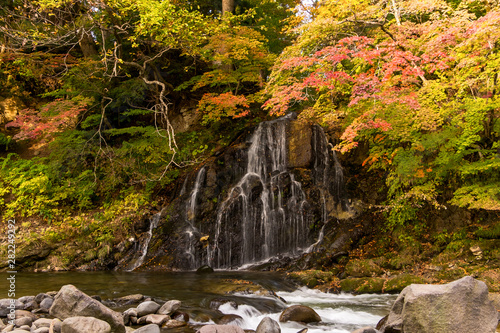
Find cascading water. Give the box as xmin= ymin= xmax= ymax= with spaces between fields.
xmin=128 ymin=211 xmax=161 ymax=271
xmin=184 ymin=167 xmax=206 ymax=268
xmin=208 ymin=116 xmax=312 ymax=269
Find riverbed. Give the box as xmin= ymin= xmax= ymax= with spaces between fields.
xmin=1 ymin=271 xmax=396 ymax=333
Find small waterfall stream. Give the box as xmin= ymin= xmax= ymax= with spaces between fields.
xmin=128 ymin=211 xmax=161 ymax=271
xmin=184 ymin=167 xmax=206 ymax=268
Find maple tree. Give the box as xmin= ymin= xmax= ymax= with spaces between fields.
xmin=264 ymin=0 xmax=500 ymax=220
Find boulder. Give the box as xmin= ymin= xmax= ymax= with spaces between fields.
xmin=157 ymin=300 xmax=181 ymax=315
xmin=378 ymin=276 xmax=498 ymax=333
xmin=13 ymin=316 xmax=33 ymax=327
xmin=134 ymin=324 xmax=161 ymax=333
xmin=116 ymin=294 xmax=144 ymax=304
xmin=218 ymin=314 xmax=243 ymax=325
xmin=196 ymin=265 xmax=214 ymax=274
xmin=50 ymin=318 xmax=63 ymax=333
xmin=33 ymin=328 xmax=50 ymax=333
xmin=33 ymin=318 xmax=54 ymax=329
xmin=143 ymin=314 xmax=170 ymax=325
xmin=197 ymin=325 xmax=245 ymax=333
xmin=256 ymin=317 xmax=281 ymax=333
xmin=61 ymin=317 xmax=111 ymax=333
xmin=50 ymin=284 xmax=125 ymax=333
xmin=279 ymin=305 xmax=321 ymax=323
xmin=136 ymin=301 xmax=161 ymax=317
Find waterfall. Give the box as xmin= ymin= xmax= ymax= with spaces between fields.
xmin=208 ymin=116 xmax=311 ymax=269
xmin=128 ymin=211 xmax=161 ymax=271
xmin=184 ymin=166 xmax=206 ymax=268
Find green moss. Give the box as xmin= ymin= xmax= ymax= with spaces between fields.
xmin=383 ymin=274 xmax=428 ymax=293
xmin=340 ymin=277 xmax=386 ymax=293
xmin=345 ymin=259 xmax=384 ymax=278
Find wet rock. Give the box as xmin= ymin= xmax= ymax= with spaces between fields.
xmin=163 ymin=319 xmax=186 ymax=328
xmin=196 ymin=265 xmax=214 ymax=274
xmin=217 ymin=314 xmax=243 ymax=325
xmin=134 ymin=324 xmax=161 ymax=333
xmin=256 ymin=317 xmax=281 ymax=333
xmin=61 ymin=316 xmax=111 ymax=333
xmin=35 ymin=293 xmax=51 ymax=303
xmin=197 ymin=324 xmax=246 ymax=333
xmin=157 ymin=300 xmax=181 ymax=315
xmin=378 ymin=276 xmax=498 ymax=333
xmin=116 ymin=294 xmax=144 ymax=304
xmin=0 ymin=299 xmax=23 ymax=316
xmin=49 ymin=284 xmax=125 ymax=333
xmin=171 ymin=311 xmax=189 ymax=322
xmin=123 ymin=308 xmax=137 ymax=325
xmin=18 ymin=296 xmax=35 ymax=304
xmin=279 ymin=305 xmax=321 ymax=323
xmin=136 ymin=301 xmax=161 ymax=317
xmin=209 ymin=298 xmax=237 ymax=310
xmin=288 ymin=121 xmax=312 ymax=168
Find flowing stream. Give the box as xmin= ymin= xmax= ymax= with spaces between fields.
xmin=1 ymin=271 xmax=396 ymax=333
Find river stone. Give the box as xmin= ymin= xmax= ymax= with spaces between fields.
xmin=33 ymin=318 xmax=53 ymax=328
xmin=134 ymin=324 xmax=161 ymax=333
xmin=279 ymin=305 xmax=321 ymax=323
xmin=218 ymin=314 xmax=243 ymax=325
xmin=50 ymin=284 xmax=125 ymax=333
xmin=0 ymin=299 xmax=24 ymax=316
xmin=196 ymin=265 xmax=214 ymax=274
xmin=19 ymin=325 xmax=32 ymax=331
xmin=136 ymin=301 xmax=161 ymax=317
xmin=116 ymin=294 xmax=144 ymax=304
xmin=157 ymin=300 xmax=181 ymax=315
xmin=378 ymin=276 xmax=498 ymax=333
xmin=163 ymin=319 xmax=186 ymax=328
xmin=33 ymin=328 xmax=50 ymax=333
xmin=197 ymin=324 xmax=246 ymax=333
xmin=15 ymin=309 xmax=37 ymax=320
xmin=40 ymin=297 xmax=54 ymax=310
xmin=18 ymin=296 xmax=35 ymax=303
xmin=61 ymin=316 xmax=111 ymax=333
xmin=14 ymin=316 xmax=33 ymax=327
xmin=256 ymin=317 xmax=281 ymax=333
xmin=35 ymin=293 xmax=50 ymax=303
xmin=50 ymin=318 xmax=62 ymax=333
xmin=143 ymin=314 xmax=170 ymax=325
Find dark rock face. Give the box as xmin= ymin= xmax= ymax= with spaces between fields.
xmin=116 ymin=116 xmax=354 ymax=271
xmin=378 ymin=276 xmax=499 ymax=333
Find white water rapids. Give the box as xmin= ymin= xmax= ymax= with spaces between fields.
xmin=206 ymin=287 xmax=395 ymax=333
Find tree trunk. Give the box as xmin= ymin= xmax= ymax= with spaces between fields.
xmin=79 ymin=29 xmax=99 ymax=58
xmin=222 ymin=0 xmax=235 ymax=15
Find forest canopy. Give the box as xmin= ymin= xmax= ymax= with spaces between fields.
xmin=0 ymin=0 xmax=499 ymax=226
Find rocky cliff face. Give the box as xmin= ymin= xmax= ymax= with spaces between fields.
xmin=115 ymin=115 xmax=356 ymax=271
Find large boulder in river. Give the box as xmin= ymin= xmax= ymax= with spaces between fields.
xmin=61 ymin=316 xmax=111 ymax=333
xmin=378 ymin=276 xmax=498 ymax=333
xmin=279 ymin=305 xmax=321 ymax=323
xmin=50 ymin=285 xmax=125 ymax=333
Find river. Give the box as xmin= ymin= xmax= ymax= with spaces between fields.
xmin=1 ymin=271 xmax=396 ymax=333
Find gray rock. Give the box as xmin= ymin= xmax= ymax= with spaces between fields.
xmin=50 ymin=318 xmax=62 ymax=333
xmin=0 ymin=299 xmax=23 ymax=317
xmin=50 ymin=284 xmax=125 ymax=333
xmin=351 ymin=327 xmax=379 ymax=333
xmin=40 ymin=297 xmax=54 ymax=310
xmin=157 ymin=300 xmax=181 ymax=315
xmin=35 ymin=293 xmax=50 ymax=304
xmin=13 ymin=316 xmax=33 ymax=327
xmin=18 ymin=325 xmax=31 ymax=331
xmin=256 ymin=317 xmax=281 ymax=333
xmin=218 ymin=314 xmax=243 ymax=325
xmin=378 ymin=276 xmax=498 ymax=333
xmin=18 ymin=296 xmax=35 ymax=305
xmin=279 ymin=305 xmax=321 ymax=323
xmin=136 ymin=301 xmax=161 ymax=317
xmin=22 ymin=300 xmax=38 ymax=311
xmin=61 ymin=316 xmax=111 ymax=333
xmin=134 ymin=324 xmax=161 ymax=333
xmin=197 ymin=325 xmax=246 ymax=333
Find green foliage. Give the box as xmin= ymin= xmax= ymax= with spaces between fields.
xmin=475 ymin=223 xmax=500 ymax=239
